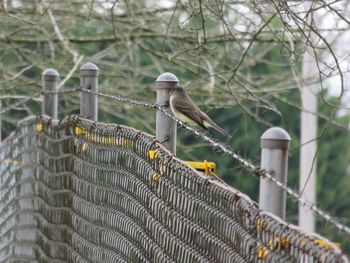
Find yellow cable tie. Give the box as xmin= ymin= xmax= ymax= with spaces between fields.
xmin=314 ymin=239 xmax=341 ymax=250
xmin=75 ymin=127 xmax=85 ymax=136
xmin=268 ymin=236 xmax=291 ymax=251
xmin=0 ymin=159 xmax=21 ymax=165
xmin=257 ymin=218 xmax=265 ymax=231
xmin=257 ymin=246 xmax=269 ymax=260
xmin=123 ymin=139 xmax=132 ymax=147
xmin=82 ymin=143 xmax=88 ymax=154
xmin=35 ymin=123 xmax=44 ymax=132
xmin=152 ymin=172 xmax=160 ymax=183
xmin=149 ymin=150 xmax=159 ymax=160
xmin=107 ymin=137 xmax=117 ymax=145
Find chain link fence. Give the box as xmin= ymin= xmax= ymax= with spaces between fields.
xmin=0 ymin=114 xmax=348 ymax=262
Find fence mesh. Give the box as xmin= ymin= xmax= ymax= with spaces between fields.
xmin=0 ymin=114 xmax=348 ymax=263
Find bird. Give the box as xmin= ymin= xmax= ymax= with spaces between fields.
xmin=169 ymin=85 xmax=231 ymax=137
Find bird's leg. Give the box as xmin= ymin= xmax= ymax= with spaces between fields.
xmin=160 ymin=101 xmax=169 ymax=108
xmin=159 ymin=135 xmax=169 ymax=144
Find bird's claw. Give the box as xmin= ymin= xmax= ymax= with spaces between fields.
xmin=160 ymin=136 xmax=169 ymax=143
xmin=160 ymin=101 xmax=169 ymax=108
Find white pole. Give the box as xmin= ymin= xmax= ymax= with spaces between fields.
xmin=259 ymin=127 xmax=291 ymax=220
xmin=299 ymin=50 xmax=317 ymax=232
xmin=299 ymin=3 xmax=318 ymax=232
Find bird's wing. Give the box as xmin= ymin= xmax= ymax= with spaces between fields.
xmin=171 ymin=95 xmax=207 ymax=130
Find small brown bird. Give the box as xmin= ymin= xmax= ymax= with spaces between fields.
xmin=169 ymin=86 xmax=231 ymax=137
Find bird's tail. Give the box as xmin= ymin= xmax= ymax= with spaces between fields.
xmin=203 ymin=117 xmax=232 ymax=138
xmin=211 ymin=122 xmax=232 ymax=138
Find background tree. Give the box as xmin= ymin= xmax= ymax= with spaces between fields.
xmin=0 ymin=0 xmax=349 ymax=253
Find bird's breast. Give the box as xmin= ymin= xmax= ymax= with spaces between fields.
xmin=169 ymin=95 xmax=196 ymax=125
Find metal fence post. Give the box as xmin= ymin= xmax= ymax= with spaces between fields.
xmin=156 ymin=73 xmax=179 ymax=155
xmin=42 ymin=68 xmax=59 ymax=119
xmin=0 ymin=100 xmax=2 ymax=142
xmin=259 ymin=127 xmax=291 ymax=220
xmin=0 ymin=100 xmax=1 ymax=142
xmin=80 ymin=62 xmax=99 ymax=121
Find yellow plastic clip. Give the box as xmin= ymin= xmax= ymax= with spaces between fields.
xmin=185 ymin=160 xmax=216 ymax=175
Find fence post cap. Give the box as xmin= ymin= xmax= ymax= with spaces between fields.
xmin=261 ymin=127 xmax=291 ymax=149
xmin=80 ymin=62 xmax=99 ymax=77
xmin=156 ymin=72 xmax=179 ymax=82
xmin=42 ymin=68 xmax=59 ymax=81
